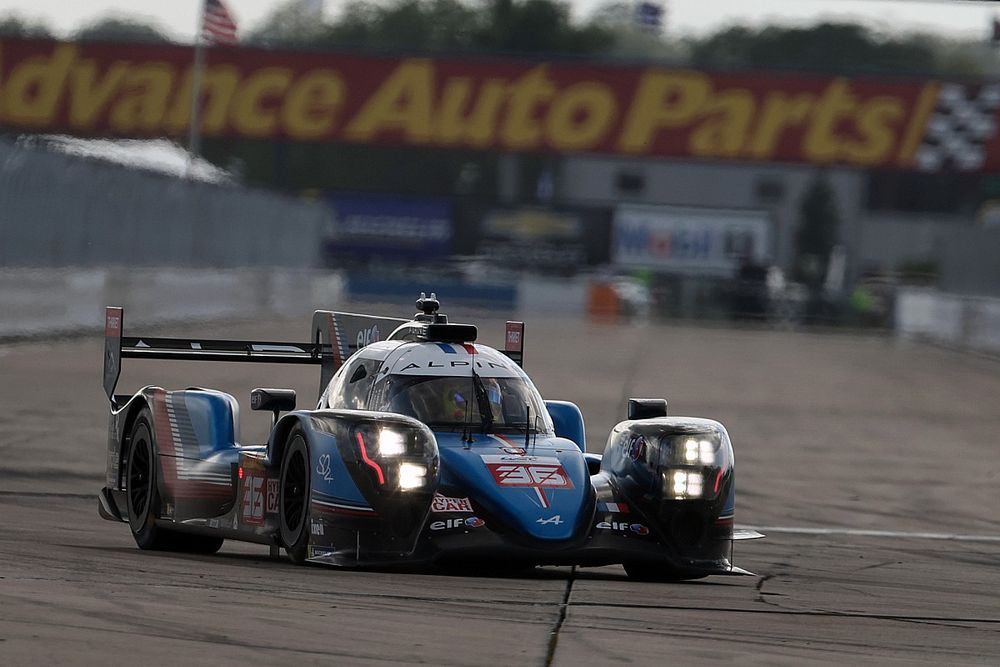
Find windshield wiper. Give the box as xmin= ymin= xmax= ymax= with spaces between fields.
xmin=471 ymin=370 xmax=494 ymax=434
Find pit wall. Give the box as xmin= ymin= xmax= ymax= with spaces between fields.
xmin=895 ymin=287 xmax=1000 ymax=355
xmin=0 ymin=269 xmax=591 ymax=339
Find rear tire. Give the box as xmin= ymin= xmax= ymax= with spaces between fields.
xmin=279 ymin=430 xmax=311 ymax=565
xmin=125 ymin=408 xmax=224 ymax=555
xmin=623 ymin=561 xmax=708 ymax=582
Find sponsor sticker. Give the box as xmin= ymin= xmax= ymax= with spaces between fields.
xmin=430 ymin=517 xmax=486 ymax=531
xmin=311 ymin=521 xmax=325 ymax=536
xmin=241 ymin=473 xmax=265 ymax=525
xmin=431 ymin=493 xmax=473 ymax=513
xmin=266 ymin=479 xmax=279 ymax=514
xmin=317 ymin=454 xmax=334 ymax=482
xmin=596 ymin=520 xmax=649 ymax=535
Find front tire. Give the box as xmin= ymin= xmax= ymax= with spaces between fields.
xmin=279 ymin=430 xmax=311 ymax=564
xmin=126 ymin=408 xmax=224 ymax=555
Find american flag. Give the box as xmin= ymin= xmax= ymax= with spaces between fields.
xmin=201 ymin=0 xmax=238 ymax=45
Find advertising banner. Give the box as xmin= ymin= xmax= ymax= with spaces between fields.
xmin=322 ymin=194 xmax=452 ymax=262
xmin=1 ymin=38 xmax=1000 ymax=170
xmin=612 ymin=205 xmax=772 ymax=276
xmin=478 ymin=207 xmax=586 ymax=272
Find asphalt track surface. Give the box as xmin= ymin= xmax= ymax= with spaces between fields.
xmin=2 ymin=311 xmax=999 ymax=665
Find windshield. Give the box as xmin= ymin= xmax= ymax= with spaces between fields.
xmin=374 ymin=374 xmax=552 ymax=434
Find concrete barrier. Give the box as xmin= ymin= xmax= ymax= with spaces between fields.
xmin=0 ymin=268 xmax=345 ymax=339
xmin=895 ymin=287 xmax=1000 ymax=355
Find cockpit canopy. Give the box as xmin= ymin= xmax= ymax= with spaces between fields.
xmin=320 ymin=340 xmax=553 ymax=434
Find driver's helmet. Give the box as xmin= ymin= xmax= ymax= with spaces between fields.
xmin=438 ymin=377 xmax=503 ymax=422
xmin=440 ymin=380 xmax=471 ymax=421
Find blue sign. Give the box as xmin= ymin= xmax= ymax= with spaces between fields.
xmin=323 ymin=195 xmax=453 ymax=261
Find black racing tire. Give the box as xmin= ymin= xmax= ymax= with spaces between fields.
xmin=279 ymin=430 xmax=311 ymax=565
xmin=622 ymin=561 xmax=708 ymax=582
xmin=126 ymin=409 xmax=179 ymax=550
xmin=126 ymin=408 xmax=225 ymax=555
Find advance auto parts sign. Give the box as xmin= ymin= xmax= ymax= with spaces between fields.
xmin=613 ymin=205 xmax=773 ymax=276
xmin=2 ymin=38 xmax=1000 ymax=170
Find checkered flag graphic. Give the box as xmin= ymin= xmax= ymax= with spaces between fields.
xmin=915 ymin=83 xmax=1000 ymax=171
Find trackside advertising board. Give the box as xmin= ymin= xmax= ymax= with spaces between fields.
xmin=612 ymin=205 xmax=773 ymax=276
xmin=322 ymin=195 xmax=452 ymax=261
xmin=1 ymin=38 xmax=1000 ymax=170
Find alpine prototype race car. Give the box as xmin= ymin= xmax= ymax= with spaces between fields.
xmin=98 ymin=294 xmax=762 ymax=580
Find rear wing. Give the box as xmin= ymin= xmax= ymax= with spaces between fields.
xmin=103 ymin=306 xmax=326 ymax=405
xmin=311 ymin=310 xmax=408 ymax=395
xmin=103 ymin=307 xmax=526 ymax=406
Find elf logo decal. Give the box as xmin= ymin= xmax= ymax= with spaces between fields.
xmin=430 ymin=517 xmax=485 ymax=531
xmin=596 ymin=521 xmax=649 ymax=535
xmin=356 ymin=325 xmax=380 ymax=350
xmin=481 ymin=455 xmax=573 ymax=509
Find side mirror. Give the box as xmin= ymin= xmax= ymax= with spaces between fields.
xmin=251 ymin=388 xmax=296 ymax=415
xmin=627 ymin=398 xmax=667 ymax=420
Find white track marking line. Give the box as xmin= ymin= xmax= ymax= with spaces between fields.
xmin=741 ymin=525 xmax=1000 ymax=543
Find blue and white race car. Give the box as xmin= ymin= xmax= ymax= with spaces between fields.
xmin=98 ymin=294 xmax=761 ymax=580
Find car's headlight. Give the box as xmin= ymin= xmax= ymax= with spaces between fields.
xmin=660 ymin=433 xmax=730 ymax=499
xmin=353 ymin=422 xmax=438 ymax=492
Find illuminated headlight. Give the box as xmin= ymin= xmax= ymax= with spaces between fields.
xmin=668 ymin=470 xmax=704 ymax=499
xmin=378 ymin=429 xmax=406 ymax=457
xmin=398 ymin=462 xmax=428 ymax=490
xmin=683 ymin=438 xmax=717 ymax=466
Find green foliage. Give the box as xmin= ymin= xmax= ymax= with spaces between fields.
xmin=689 ymin=22 xmax=980 ymax=78
xmin=0 ymin=14 xmax=52 ymax=38
xmin=247 ymin=0 xmax=613 ymax=55
xmin=74 ymin=17 xmax=173 ymax=44
xmin=795 ymin=175 xmax=840 ymax=285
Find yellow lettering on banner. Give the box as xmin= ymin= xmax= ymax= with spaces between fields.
xmin=744 ymin=92 xmax=814 ymax=159
xmin=67 ymin=60 xmax=129 ymax=129
xmin=617 ymin=70 xmax=710 ymax=153
xmin=109 ymin=63 xmax=174 ymax=132
xmin=282 ymin=69 xmax=344 ymax=139
xmin=546 ymin=82 xmax=616 ymax=151
xmin=2 ymin=44 xmax=77 ymax=127
xmin=689 ymin=88 xmax=754 ymax=157
xmin=896 ymin=83 xmax=940 ymax=167
xmin=345 ymin=59 xmax=433 ymax=142
xmin=230 ymin=67 xmax=293 ymax=137
xmin=803 ymin=78 xmax=856 ymax=162
xmin=847 ymin=96 xmax=903 ymax=165
xmin=164 ymin=65 xmax=240 ymax=135
xmin=435 ymin=77 xmax=506 ymax=147
xmin=501 ymin=67 xmax=556 ymax=150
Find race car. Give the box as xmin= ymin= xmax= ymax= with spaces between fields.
xmin=98 ymin=294 xmax=761 ymax=580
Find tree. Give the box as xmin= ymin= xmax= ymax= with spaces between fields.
xmin=246 ymin=0 xmax=613 ymax=56
xmin=0 ymin=14 xmax=52 ymax=38
xmin=795 ymin=175 xmax=840 ymax=287
xmin=688 ymin=22 xmax=980 ymax=78
xmin=74 ymin=17 xmax=172 ymax=44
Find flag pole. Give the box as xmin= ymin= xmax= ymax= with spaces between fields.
xmin=187 ymin=0 xmax=207 ymax=177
